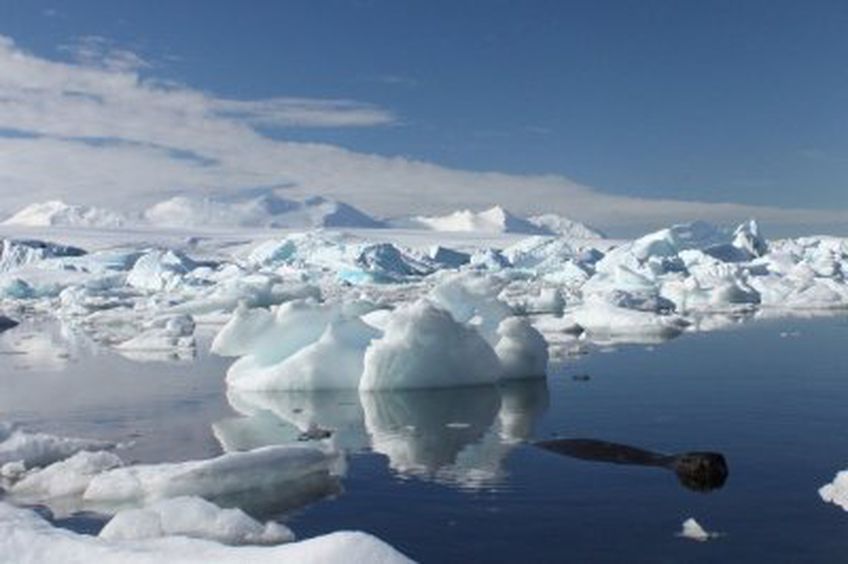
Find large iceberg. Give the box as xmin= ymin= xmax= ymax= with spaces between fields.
xmin=360 ymin=299 xmax=502 ymax=390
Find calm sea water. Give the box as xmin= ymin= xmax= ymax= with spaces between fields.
xmin=1 ymin=314 xmax=847 ymax=562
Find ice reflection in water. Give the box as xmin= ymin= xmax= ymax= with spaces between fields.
xmin=217 ymin=380 xmax=549 ymax=490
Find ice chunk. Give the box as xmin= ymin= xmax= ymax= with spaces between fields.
xmin=126 ymin=249 xmax=199 ymax=292
xmin=0 ymin=501 xmax=413 ymax=563
xmin=82 ymin=444 xmax=339 ymax=514
xmin=0 ymin=424 xmax=113 ymax=470
xmin=215 ymin=299 xmax=380 ymax=389
xmin=114 ymin=314 xmax=196 ymax=353
xmin=678 ymin=518 xmax=717 ymax=542
xmin=494 ymin=317 xmax=549 ymax=379
xmin=0 ymin=238 xmax=86 ymax=273
xmin=819 ymin=469 xmax=848 ymax=511
xmin=10 ymin=451 xmax=123 ymax=500
xmin=360 ymin=300 xmax=502 ymax=390
xmin=99 ymin=496 xmax=294 ymax=545
xmin=568 ymin=300 xmax=688 ymax=341
xmin=226 ymin=317 xmax=380 ymax=391
xmin=732 ymin=219 xmax=768 ymax=258
xmin=429 ymin=272 xmax=513 ymax=344
xmin=428 ymin=246 xmax=471 ymax=268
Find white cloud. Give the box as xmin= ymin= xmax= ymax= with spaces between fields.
xmin=59 ymin=35 xmax=151 ymax=73
xmin=211 ymin=98 xmax=396 ymax=128
xmin=0 ymin=34 xmax=844 ymax=234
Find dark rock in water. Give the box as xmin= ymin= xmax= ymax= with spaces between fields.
xmin=297 ymin=426 xmax=333 ymax=441
xmin=0 ymin=316 xmax=19 ymax=332
xmin=669 ymin=452 xmax=728 ymax=492
xmin=534 ymin=438 xmax=728 ymax=492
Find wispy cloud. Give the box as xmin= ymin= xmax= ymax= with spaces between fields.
xmin=59 ymin=35 xmax=151 ymax=73
xmin=0 ymin=34 xmax=843 ymax=234
xmin=212 ymin=98 xmax=396 ymax=128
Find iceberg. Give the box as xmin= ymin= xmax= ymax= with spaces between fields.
xmin=359 ymin=299 xmax=502 ymax=390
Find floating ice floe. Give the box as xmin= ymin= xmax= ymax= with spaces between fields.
xmin=0 ymin=501 xmax=413 ymax=563
xmin=0 ymin=422 xmax=113 ymax=471
xmin=819 ymin=469 xmax=848 ymax=511
xmin=99 ymin=496 xmax=294 ymax=545
xmin=82 ymin=444 xmax=340 ymax=513
xmin=678 ymin=517 xmax=719 ymax=542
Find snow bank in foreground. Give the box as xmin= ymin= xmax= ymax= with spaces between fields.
xmin=99 ymin=496 xmax=294 ymax=545
xmin=0 ymin=501 xmax=413 ymax=564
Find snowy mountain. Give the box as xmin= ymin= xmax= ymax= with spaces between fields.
xmin=2 ymin=200 xmax=128 ymax=228
xmin=527 ymin=214 xmax=605 ymax=238
xmin=400 ymin=206 xmax=551 ymax=235
xmin=145 ymin=193 xmax=385 ymax=229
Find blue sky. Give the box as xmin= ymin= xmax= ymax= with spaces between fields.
xmin=0 ymin=0 xmax=846 ymax=232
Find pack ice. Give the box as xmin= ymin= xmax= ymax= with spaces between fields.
xmin=1 ymin=201 xmax=847 ymax=375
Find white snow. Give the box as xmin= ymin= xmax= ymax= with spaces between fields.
xmin=146 ymin=193 xmax=384 ymax=229
xmin=404 ymin=205 xmax=550 ymax=235
xmin=0 ymin=501 xmax=413 ymax=564
xmin=3 ymin=200 xmax=128 ymax=228
xmin=527 ymin=213 xmax=605 ymax=238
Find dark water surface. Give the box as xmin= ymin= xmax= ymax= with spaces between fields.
xmin=2 ymin=315 xmax=847 ymax=562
